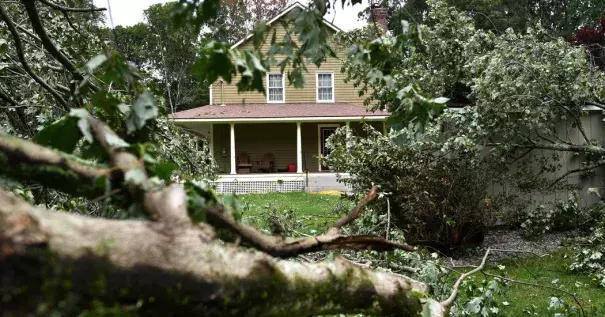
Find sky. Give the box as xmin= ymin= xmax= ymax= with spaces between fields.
xmin=92 ymin=0 xmax=369 ymax=31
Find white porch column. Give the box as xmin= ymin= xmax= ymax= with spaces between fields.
xmin=230 ymin=123 xmax=236 ymax=175
xmin=296 ymin=121 xmax=302 ymax=173
xmin=383 ymin=121 xmax=387 ymax=135
xmin=345 ymin=121 xmax=350 ymax=129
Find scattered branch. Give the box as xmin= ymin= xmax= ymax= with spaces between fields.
xmin=548 ymin=159 xmax=605 ymax=189
xmin=62 ymin=11 xmax=84 ymax=37
xmin=330 ymin=185 xmax=377 ymax=234
xmin=0 ymin=134 xmax=109 ymax=197
xmin=481 ymin=272 xmax=585 ymax=317
xmin=0 ymin=6 xmax=68 ymax=109
xmin=38 ymin=0 xmax=107 ymax=12
xmin=22 ymin=0 xmax=79 ymax=74
xmin=441 ymin=248 xmax=491 ymax=308
xmin=493 ymin=142 xmax=605 ymax=155
xmin=22 ymin=0 xmax=99 ymax=92
xmin=205 ymin=205 xmax=415 ymax=258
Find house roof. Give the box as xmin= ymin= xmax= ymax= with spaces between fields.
xmin=230 ymin=1 xmax=342 ymax=50
xmin=171 ymin=103 xmax=388 ymax=122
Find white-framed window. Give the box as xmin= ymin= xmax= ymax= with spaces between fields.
xmin=316 ymin=72 xmax=334 ymax=102
xmin=267 ymin=73 xmax=285 ymax=103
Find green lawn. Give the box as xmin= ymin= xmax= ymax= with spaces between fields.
xmin=234 ymin=192 xmax=354 ymax=235
xmin=229 ymin=192 xmax=605 ymax=315
xmin=480 ymin=249 xmax=605 ymax=316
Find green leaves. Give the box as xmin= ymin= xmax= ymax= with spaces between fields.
xmin=70 ymin=109 xmax=94 ymax=143
xmin=126 ymin=92 xmax=158 ymax=134
xmin=33 ymin=109 xmax=93 ymax=153
xmin=185 ymin=180 xmax=217 ymax=223
xmin=34 ymin=116 xmax=81 ymax=153
xmin=192 ymin=40 xmax=235 ymax=85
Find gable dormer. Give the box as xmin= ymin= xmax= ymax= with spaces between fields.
xmin=209 ymin=2 xmax=366 ymax=105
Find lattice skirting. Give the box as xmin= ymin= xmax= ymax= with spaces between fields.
xmin=212 ymin=180 xmax=305 ymax=194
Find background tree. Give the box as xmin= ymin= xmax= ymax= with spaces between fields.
xmin=144 ymin=2 xmax=206 ymax=113
xmin=210 ymin=0 xmax=288 ymax=44
xmin=363 ymin=0 xmax=604 ymax=38
xmin=571 ymin=17 xmax=605 ymax=70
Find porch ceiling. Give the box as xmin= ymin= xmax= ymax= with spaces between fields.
xmin=170 ymin=103 xmax=388 ymax=122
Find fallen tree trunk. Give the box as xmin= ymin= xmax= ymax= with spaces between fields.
xmin=0 ymin=188 xmax=439 ymax=317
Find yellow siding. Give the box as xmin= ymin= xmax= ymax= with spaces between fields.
xmin=211 ymin=21 xmax=368 ymax=105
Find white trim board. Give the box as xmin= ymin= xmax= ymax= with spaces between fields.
xmin=209 ymin=84 xmax=213 ymax=105
xmin=317 ymin=123 xmax=340 ymax=171
xmin=174 ymin=116 xmax=388 ymax=124
xmin=229 ymin=1 xmax=342 ymax=50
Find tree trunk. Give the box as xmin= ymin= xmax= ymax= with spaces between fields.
xmin=0 ymin=189 xmax=436 ymax=317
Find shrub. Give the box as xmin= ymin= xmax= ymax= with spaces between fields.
xmin=323 ymin=124 xmax=504 ymax=255
xmin=519 ymin=192 xmax=605 ymax=238
xmin=519 ymin=204 xmax=558 ymax=238
xmin=569 ymin=220 xmax=605 ymax=287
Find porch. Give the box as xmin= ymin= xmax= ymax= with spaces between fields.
xmin=171 ymin=102 xmax=388 ymax=193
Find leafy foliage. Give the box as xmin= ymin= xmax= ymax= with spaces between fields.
xmin=570 ymin=220 xmax=605 ymax=287
xmin=363 ymin=0 xmax=605 ymax=38
xmin=323 ymin=124 xmax=505 ymax=254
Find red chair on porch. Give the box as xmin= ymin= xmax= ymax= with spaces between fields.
xmin=237 ymin=152 xmax=252 ymax=174
xmin=258 ymin=153 xmax=274 ymax=173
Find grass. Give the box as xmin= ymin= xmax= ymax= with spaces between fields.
xmin=230 ymin=192 xmax=605 ymax=315
xmin=234 ymin=192 xmax=354 ymax=235
xmin=476 ymin=249 xmax=605 ymax=316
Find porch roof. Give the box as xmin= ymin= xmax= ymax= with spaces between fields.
xmin=170 ymin=103 xmax=389 ymax=122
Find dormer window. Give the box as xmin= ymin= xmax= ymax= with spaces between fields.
xmin=267 ymin=73 xmax=285 ymax=103
xmin=316 ymin=72 xmax=334 ymax=102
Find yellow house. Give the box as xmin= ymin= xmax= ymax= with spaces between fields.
xmin=172 ymin=2 xmax=388 ymax=193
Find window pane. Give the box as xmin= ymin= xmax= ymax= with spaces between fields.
xmin=269 ymin=87 xmax=283 ymax=101
xmin=269 ymin=74 xmax=282 ymax=88
xmin=318 ymin=87 xmax=332 ymax=101
xmin=318 ymin=73 xmax=332 ymax=88
xmin=317 ymin=73 xmax=333 ymax=101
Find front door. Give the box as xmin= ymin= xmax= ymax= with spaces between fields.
xmin=319 ymin=126 xmax=338 ymax=171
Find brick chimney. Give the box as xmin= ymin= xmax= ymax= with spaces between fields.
xmin=370 ymin=4 xmax=388 ymax=35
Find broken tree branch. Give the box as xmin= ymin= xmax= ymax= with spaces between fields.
xmin=22 ymin=0 xmax=79 ymax=75
xmin=491 ymin=142 xmax=605 ymax=155
xmin=0 ymin=134 xmax=108 ymax=198
xmin=87 ymin=117 xmax=185 ymax=224
xmin=0 ymin=5 xmax=68 ymax=109
xmin=205 ymin=184 xmax=414 ymax=258
xmin=441 ymin=248 xmax=491 ymax=308
xmin=0 ymin=187 xmax=432 ymax=316
xmin=330 ymin=185 xmax=377 ymax=234
xmin=22 ymin=0 xmax=99 ymax=92
xmin=548 ymin=159 xmax=605 ymax=189
xmin=38 ymin=0 xmax=106 ymax=12
xmin=205 ymin=206 xmax=415 ymax=258
xmin=481 ymin=271 xmax=585 ymax=317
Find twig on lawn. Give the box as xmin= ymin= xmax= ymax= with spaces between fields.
xmin=441 ymin=248 xmax=491 ymax=308
xmin=330 ymin=185 xmax=377 ymax=234
xmin=481 ymin=271 xmax=585 ymax=317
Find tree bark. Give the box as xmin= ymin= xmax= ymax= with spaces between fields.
xmin=0 ymin=188 xmax=434 ymax=317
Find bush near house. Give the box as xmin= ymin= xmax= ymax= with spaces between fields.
xmin=323 ymin=124 xmax=506 ymax=255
